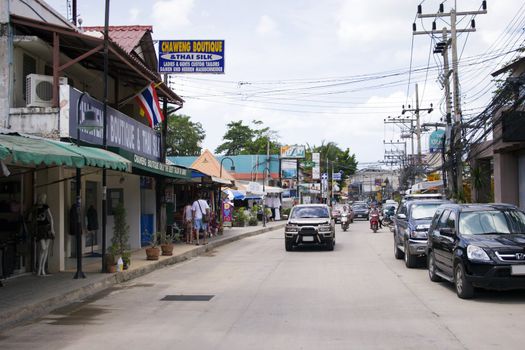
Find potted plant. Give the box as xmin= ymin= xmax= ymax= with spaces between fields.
xmin=160 ymin=230 xmax=174 ymax=256
xmin=248 ymin=215 xmax=258 ymax=226
xmin=145 ymin=231 xmax=161 ymax=260
xmin=105 ymin=243 xmax=119 ymax=273
xmin=233 ymin=207 xmax=247 ymax=227
xmin=111 ymin=202 xmax=130 ymax=264
xmin=121 ymin=251 xmax=131 ymax=270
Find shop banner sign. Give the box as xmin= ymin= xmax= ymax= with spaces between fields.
xmin=222 ymin=202 xmax=233 ymax=227
xmin=281 ymin=159 xmax=298 ymax=179
xmin=429 ymin=129 xmax=445 ymax=153
xmin=332 ymin=172 xmax=342 ymax=181
xmin=158 ymin=40 xmax=225 ymax=74
xmin=312 ymin=153 xmax=320 ymax=180
xmin=280 ymin=145 xmax=306 ymax=159
xmin=67 ymin=87 xmax=161 ymax=161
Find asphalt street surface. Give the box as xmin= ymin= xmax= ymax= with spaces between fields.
xmin=1 ymin=220 xmax=524 ymax=349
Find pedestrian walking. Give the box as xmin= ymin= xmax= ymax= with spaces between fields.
xmin=192 ymin=194 xmax=210 ymax=245
xmin=182 ymin=201 xmax=193 ymax=244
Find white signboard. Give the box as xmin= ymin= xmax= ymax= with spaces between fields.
xmin=312 ymin=152 xmax=320 ymax=180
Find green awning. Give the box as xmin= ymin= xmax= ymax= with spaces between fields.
xmin=115 ymin=149 xmax=190 ymax=180
xmin=48 ymin=141 xmax=131 ymax=172
xmin=0 ymin=134 xmax=130 ymax=171
xmin=0 ymin=134 xmax=85 ymax=167
xmin=0 ymin=144 xmax=10 ymax=160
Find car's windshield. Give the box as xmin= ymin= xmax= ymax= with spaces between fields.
xmin=459 ymin=210 xmax=525 ymax=235
xmin=291 ymin=206 xmax=330 ymax=219
xmin=353 ymin=205 xmax=367 ymax=210
xmin=410 ymin=203 xmax=441 ymax=220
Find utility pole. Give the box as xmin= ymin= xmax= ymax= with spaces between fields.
xmin=413 ymin=1 xmax=488 ymax=197
xmin=401 ymin=84 xmax=433 ymax=172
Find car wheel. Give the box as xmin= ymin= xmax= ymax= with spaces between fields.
xmin=404 ymin=241 xmax=417 ymax=268
xmin=455 ymin=263 xmax=474 ymax=299
xmin=285 ymin=239 xmax=294 ymax=251
xmin=394 ymin=236 xmax=404 ymax=259
xmin=428 ymin=251 xmax=442 ymax=282
xmin=326 ymin=238 xmax=334 ymax=251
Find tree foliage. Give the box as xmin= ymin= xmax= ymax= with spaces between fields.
xmin=309 ymin=141 xmax=358 ymax=181
xmin=215 ymin=120 xmax=281 ymax=155
xmin=166 ymin=113 xmax=206 ymax=156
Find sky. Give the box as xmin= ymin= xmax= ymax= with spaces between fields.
xmin=45 ymin=0 xmax=525 ymax=167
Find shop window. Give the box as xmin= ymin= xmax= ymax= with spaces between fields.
xmin=107 ymin=188 xmax=124 ymax=215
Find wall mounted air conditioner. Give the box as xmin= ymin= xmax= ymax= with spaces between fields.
xmin=26 ymin=74 xmax=68 ymax=107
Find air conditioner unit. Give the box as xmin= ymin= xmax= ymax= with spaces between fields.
xmin=26 ymin=74 xmax=68 ymax=107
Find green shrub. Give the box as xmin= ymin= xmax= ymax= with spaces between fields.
xmin=233 ymin=207 xmax=247 ymax=227
xmin=248 ymin=216 xmax=258 ymax=226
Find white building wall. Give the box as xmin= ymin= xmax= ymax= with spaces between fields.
xmin=105 ymin=172 xmax=142 ymax=250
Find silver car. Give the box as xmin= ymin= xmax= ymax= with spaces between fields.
xmin=284 ymin=204 xmax=335 ymax=251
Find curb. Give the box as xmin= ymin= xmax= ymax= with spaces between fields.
xmin=0 ymin=223 xmax=285 ymax=331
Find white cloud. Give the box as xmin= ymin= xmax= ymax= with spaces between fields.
xmin=256 ymin=15 xmax=279 ymax=36
xmin=152 ymin=0 xmax=195 ymax=29
xmin=129 ymin=8 xmax=140 ymax=21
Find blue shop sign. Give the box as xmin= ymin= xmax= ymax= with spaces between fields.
xmin=69 ymin=88 xmax=161 ymax=161
xmin=158 ymin=40 xmax=225 ymax=74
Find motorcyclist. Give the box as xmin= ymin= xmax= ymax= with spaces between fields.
xmin=341 ymin=205 xmax=350 ymax=217
xmin=369 ymin=204 xmax=382 ymax=229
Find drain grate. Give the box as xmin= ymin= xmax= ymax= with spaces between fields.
xmin=161 ymin=295 xmax=214 ymax=301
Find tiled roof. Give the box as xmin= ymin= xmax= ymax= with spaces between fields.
xmin=190 ymin=149 xmax=235 ymax=180
xmin=82 ymin=25 xmax=152 ymax=53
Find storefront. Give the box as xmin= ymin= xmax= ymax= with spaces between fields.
xmin=0 ymin=133 xmax=130 ymax=278
xmin=114 ymin=150 xmax=191 ymax=246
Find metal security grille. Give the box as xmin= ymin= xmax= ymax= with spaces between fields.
xmin=161 ymin=295 xmax=214 ymax=301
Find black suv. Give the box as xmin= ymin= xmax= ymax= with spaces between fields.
xmin=284 ymin=204 xmax=335 ymax=251
xmin=393 ymin=199 xmax=449 ymax=267
xmin=427 ymin=203 xmax=525 ymax=299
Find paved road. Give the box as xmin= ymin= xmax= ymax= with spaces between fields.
xmin=1 ymin=221 xmax=524 ymax=349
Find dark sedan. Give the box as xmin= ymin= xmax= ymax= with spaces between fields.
xmin=427 ymin=203 xmax=525 ymax=299
xmin=352 ymin=204 xmax=369 ymax=220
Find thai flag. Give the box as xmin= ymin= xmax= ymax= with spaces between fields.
xmin=135 ymin=83 xmax=164 ymax=127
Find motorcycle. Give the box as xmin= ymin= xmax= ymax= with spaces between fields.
xmin=370 ymin=213 xmax=380 ymax=233
xmin=341 ymin=214 xmax=349 ymax=231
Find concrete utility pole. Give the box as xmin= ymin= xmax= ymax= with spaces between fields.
xmin=383 ymin=140 xmax=407 ymax=167
xmin=0 ymin=0 xmax=10 ymax=129
xmin=384 ymin=116 xmax=417 ymax=165
xmin=414 ymin=1 xmax=487 ymax=197
xmin=401 ymin=84 xmax=433 ymax=171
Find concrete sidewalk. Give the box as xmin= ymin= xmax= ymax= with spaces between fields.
xmin=0 ymin=221 xmax=285 ymax=331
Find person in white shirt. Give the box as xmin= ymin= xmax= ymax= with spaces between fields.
xmin=182 ymin=202 xmax=193 ymax=244
xmin=192 ymin=195 xmax=210 ymax=245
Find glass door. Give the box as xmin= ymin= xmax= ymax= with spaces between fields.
xmin=84 ymin=181 xmax=99 ymax=254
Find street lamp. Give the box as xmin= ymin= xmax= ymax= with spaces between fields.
xmin=74 ymin=92 xmax=103 ymax=279
xmin=219 ymin=157 xmax=235 ymax=232
xmin=262 ymin=167 xmax=270 ymax=227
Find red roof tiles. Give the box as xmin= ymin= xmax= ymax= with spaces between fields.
xmin=83 ymin=25 xmax=152 ymax=53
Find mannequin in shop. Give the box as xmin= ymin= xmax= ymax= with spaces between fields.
xmin=86 ymin=205 xmax=99 ymax=256
xmin=31 ymin=193 xmax=55 ymax=276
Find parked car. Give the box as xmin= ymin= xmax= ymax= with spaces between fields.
xmin=393 ymin=199 xmax=449 ymax=267
xmin=427 ymin=203 xmax=525 ymax=299
xmin=402 ymin=193 xmax=446 ymax=203
xmin=352 ymin=204 xmax=369 ymax=220
xmin=284 ymin=204 xmax=335 ymax=251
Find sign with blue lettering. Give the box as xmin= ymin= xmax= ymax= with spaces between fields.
xmin=158 ymin=40 xmax=225 ymax=74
